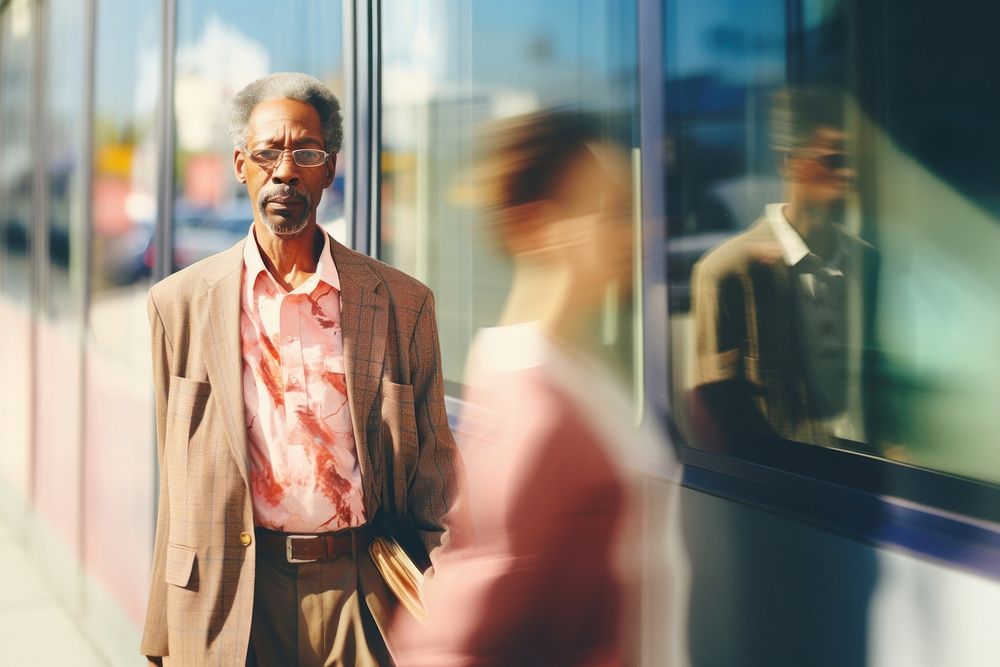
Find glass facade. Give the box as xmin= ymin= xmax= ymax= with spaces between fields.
xmin=84 ymin=0 xmax=162 ymax=628
xmin=0 ymin=0 xmax=36 ymax=513
xmin=857 ymin=2 xmax=1000 ymax=482
xmin=0 ymin=0 xmax=34 ymax=303
xmin=665 ymin=0 xmax=1000 ymax=485
xmin=379 ymin=0 xmax=641 ymax=392
xmin=0 ymin=0 xmax=352 ymax=658
xmin=1 ymin=0 xmax=1000 ymax=661
xmin=32 ymin=0 xmax=88 ymax=579
xmin=41 ymin=0 xmax=86 ymax=319
xmin=171 ymin=0 xmax=349 ymax=272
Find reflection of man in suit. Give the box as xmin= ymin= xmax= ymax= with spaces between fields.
xmin=691 ymin=87 xmax=877 ymax=449
xmin=141 ymin=73 xmax=461 ymax=666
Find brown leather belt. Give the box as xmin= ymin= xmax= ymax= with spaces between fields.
xmin=254 ymin=525 xmax=374 ymax=564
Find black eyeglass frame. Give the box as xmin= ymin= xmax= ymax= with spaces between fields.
xmin=786 ymin=149 xmax=851 ymax=171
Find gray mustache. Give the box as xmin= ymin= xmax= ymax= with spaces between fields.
xmin=260 ymin=186 xmax=310 ymax=207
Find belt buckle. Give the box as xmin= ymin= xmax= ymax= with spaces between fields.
xmin=286 ymin=534 xmax=319 ymax=564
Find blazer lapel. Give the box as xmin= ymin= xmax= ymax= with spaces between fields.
xmin=331 ymin=238 xmax=387 ymax=517
xmin=200 ymin=242 xmax=251 ymax=489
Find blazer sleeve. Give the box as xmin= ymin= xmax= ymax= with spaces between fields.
xmin=406 ymin=289 xmax=465 ymax=559
xmin=691 ymin=260 xmax=745 ymax=385
xmin=141 ymin=292 xmax=172 ymax=658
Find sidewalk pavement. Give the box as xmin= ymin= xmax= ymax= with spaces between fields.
xmin=0 ymin=516 xmax=108 ymax=666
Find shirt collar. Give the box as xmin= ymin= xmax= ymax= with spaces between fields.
xmin=766 ymin=203 xmax=811 ymax=267
xmin=242 ymin=224 xmax=341 ymax=301
xmin=312 ymin=228 xmax=341 ymax=292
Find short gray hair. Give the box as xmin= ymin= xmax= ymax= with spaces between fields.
xmin=229 ymin=72 xmax=343 ymax=152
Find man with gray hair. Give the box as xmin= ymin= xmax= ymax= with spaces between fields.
xmin=141 ymin=72 xmax=462 ymax=666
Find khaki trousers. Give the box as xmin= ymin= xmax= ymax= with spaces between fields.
xmin=247 ymin=551 xmax=395 ymax=667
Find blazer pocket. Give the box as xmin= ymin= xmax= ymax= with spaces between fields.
xmin=164 ymin=543 xmax=197 ymax=588
xmin=167 ymin=375 xmax=211 ymax=423
xmin=165 ymin=375 xmax=210 ymax=458
xmin=381 ymin=379 xmax=414 ymax=408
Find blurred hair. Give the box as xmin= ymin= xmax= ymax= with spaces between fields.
xmin=229 ymin=72 xmax=343 ymax=152
xmin=479 ymin=110 xmax=602 ymax=209
xmin=477 ymin=110 xmax=603 ymax=250
xmin=771 ymin=86 xmax=845 ymax=152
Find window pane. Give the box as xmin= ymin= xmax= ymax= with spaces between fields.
xmin=171 ymin=1 xmax=348 ymax=271
xmin=0 ymin=0 xmax=36 ymax=509
xmin=44 ymin=0 xmax=87 ymax=320
xmin=380 ymin=0 xmax=641 ymax=393
xmin=667 ymin=0 xmax=814 ymax=449
xmin=0 ymin=0 xmax=35 ymax=304
xmin=90 ymin=0 xmax=159 ymax=305
xmin=33 ymin=0 xmax=89 ymax=572
xmin=86 ymin=0 xmax=160 ymax=627
xmin=667 ymin=0 xmax=1000 ymax=485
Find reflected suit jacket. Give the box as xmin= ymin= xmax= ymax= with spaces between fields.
xmin=140 ymin=234 xmax=461 ymax=664
xmin=691 ymin=218 xmax=878 ymax=446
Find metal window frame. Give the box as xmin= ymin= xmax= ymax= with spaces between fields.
xmin=154 ymin=0 xmax=176 ymax=283
xmin=346 ymin=0 xmax=380 ymax=256
xmin=146 ymin=0 xmax=176 ymax=528
xmin=25 ymin=0 xmax=44 ymax=510
xmin=32 ymin=0 xmax=47 ymax=319
xmin=78 ymin=0 xmax=96 ymax=589
xmin=638 ymin=0 xmax=669 ymax=430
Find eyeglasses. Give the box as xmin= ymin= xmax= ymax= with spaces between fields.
xmin=788 ymin=150 xmax=850 ymax=171
xmin=814 ymin=152 xmax=849 ymax=171
xmin=245 ymin=147 xmax=331 ymax=169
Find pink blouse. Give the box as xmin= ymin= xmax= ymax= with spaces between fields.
xmin=240 ymin=228 xmax=366 ymax=533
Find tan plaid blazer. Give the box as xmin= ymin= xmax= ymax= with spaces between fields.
xmin=140 ymin=235 xmax=462 ymax=664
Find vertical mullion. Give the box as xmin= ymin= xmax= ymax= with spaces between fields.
xmin=638 ymin=0 xmax=669 ymax=423
xmin=342 ymin=0 xmax=354 ymax=249
xmin=32 ymin=0 xmax=47 ymax=319
xmin=77 ymin=0 xmax=96 ymax=602
xmin=27 ymin=0 xmax=45 ymax=509
xmin=154 ymin=0 xmax=175 ymax=282
xmin=367 ymin=0 xmax=381 ymax=258
xmin=79 ymin=0 xmax=94 ymax=325
xmin=349 ymin=0 xmax=378 ymax=257
xmin=348 ymin=0 xmax=367 ymax=254
xmin=151 ymin=0 xmax=176 ymax=529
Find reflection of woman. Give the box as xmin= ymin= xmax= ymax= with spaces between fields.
xmin=393 ymin=112 xmax=687 ymax=666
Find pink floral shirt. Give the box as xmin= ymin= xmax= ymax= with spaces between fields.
xmin=240 ymin=228 xmax=366 ymax=533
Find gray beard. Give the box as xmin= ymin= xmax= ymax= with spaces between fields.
xmin=256 ymin=185 xmax=313 ymax=237
xmin=261 ymin=215 xmax=309 ymax=237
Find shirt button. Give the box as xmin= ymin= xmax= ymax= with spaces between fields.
xmin=239 ymin=531 xmax=253 ymax=547
xmin=285 ymin=336 xmax=295 ymax=344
